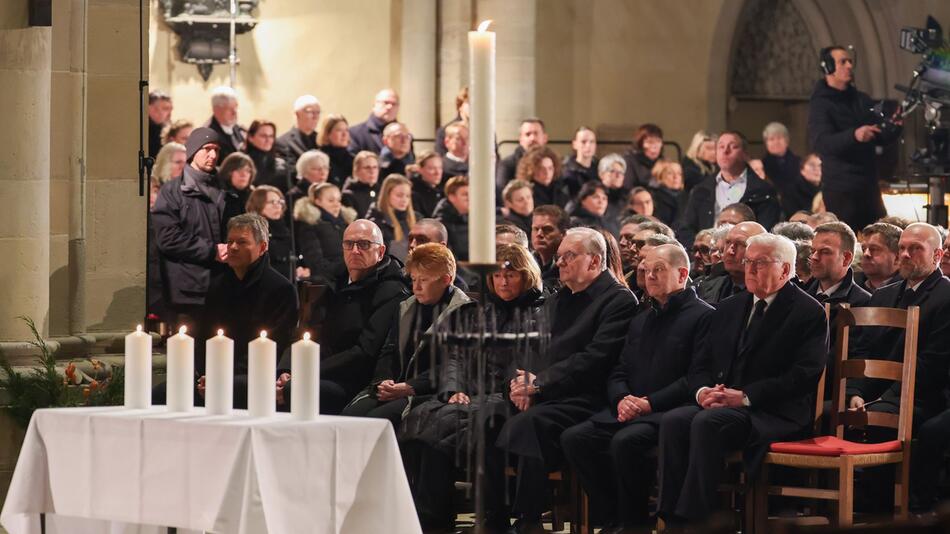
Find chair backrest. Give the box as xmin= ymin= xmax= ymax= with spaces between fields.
xmin=808 ymin=303 xmax=833 ymax=434
xmin=829 ymin=306 xmax=920 ymax=443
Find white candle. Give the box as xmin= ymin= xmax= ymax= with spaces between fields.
xmin=291 ymin=332 xmax=320 ymax=420
xmin=205 ymin=329 xmax=234 ymax=415
xmin=124 ymin=325 xmax=152 ymax=409
xmin=468 ymin=19 xmax=497 ymax=264
xmin=166 ymin=326 xmax=194 ymax=412
xmin=248 ymin=330 xmax=276 ymax=418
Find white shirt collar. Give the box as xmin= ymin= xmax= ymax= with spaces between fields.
xmin=818 ymin=279 xmax=843 ymax=297
xmin=716 ymin=168 xmax=748 ymax=186
xmin=445 ymin=152 xmax=466 ymax=163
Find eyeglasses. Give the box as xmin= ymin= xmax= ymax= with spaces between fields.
xmin=741 ymin=258 xmax=783 ymax=269
xmin=342 ymin=240 xmax=382 ymax=251
xmin=266 ymin=199 xmax=286 ymax=207
xmin=555 ymin=251 xmax=589 ymax=265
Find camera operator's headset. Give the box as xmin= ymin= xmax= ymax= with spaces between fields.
xmin=819 ymin=45 xmax=856 ymax=75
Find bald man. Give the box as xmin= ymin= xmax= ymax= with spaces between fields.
xmin=348 ymin=88 xmax=400 ymax=154
xmin=562 ymin=244 xmax=714 ymax=530
xmin=696 ymin=221 xmax=766 ymax=307
xmin=846 ymin=223 xmax=950 ymax=514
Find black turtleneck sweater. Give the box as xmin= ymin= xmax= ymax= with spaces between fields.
xmin=245 ymin=144 xmax=290 ymax=192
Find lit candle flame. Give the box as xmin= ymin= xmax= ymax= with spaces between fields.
xmin=178 ymin=325 xmax=187 ymax=336
xmin=477 ymin=20 xmax=492 ymax=32
xmin=260 ymin=331 xmax=268 ymax=339
xmin=136 ymin=325 xmax=142 ymax=333
xmin=217 ymin=329 xmax=224 ymax=336
xmin=303 ymin=332 xmax=311 ymax=342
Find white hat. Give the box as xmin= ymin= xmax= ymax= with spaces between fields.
xmin=294 ymin=94 xmax=320 ymax=112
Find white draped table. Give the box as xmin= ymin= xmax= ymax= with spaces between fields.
xmin=1 ymin=407 xmax=422 ymax=534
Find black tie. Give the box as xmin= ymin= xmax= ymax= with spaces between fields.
xmin=815 ymin=292 xmax=830 ymax=303
xmin=898 ymin=288 xmax=916 ymax=309
xmin=741 ymin=299 xmax=768 ymax=351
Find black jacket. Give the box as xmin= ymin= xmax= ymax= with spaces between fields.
xmin=529 ymin=271 xmax=639 ymax=403
xmin=568 ymin=205 xmax=607 ymax=232
xmin=204 ymin=116 xmax=245 ymax=162
xmin=151 ymin=166 xmax=225 ymax=306
xmin=442 ymin=155 xmax=469 ymax=184
xmin=285 ymin=255 xmax=410 ymax=396
xmin=532 ymin=179 xmax=571 ymax=209
xmin=293 ymin=198 xmax=358 ymax=282
xmin=695 ymin=262 xmax=745 ymax=308
xmin=853 ymin=270 xmax=903 ymax=293
xmin=496 ymin=145 xmax=525 ymax=191
xmin=688 ymin=282 xmax=828 ymax=437
xmin=503 ymin=210 xmax=533 ymax=238
xmin=379 ymin=147 xmax=414 ymax=179
xmin=348 ymin=113 xmax=389 ymax=155
xmin=221 ymin=186 xmax=250 ymax=232
xmin=535 ymin=252 xmax=561 ymax=295
xmin=622 ymin=149 xmax=657 ymax=189
xmin=650 ymin=185 xmax=686 ymax=227
xmin=807 ymin=80 xmax=901 ymax=193
xmin=411 ymin=174 xmax=444 ymax=218
xmin=320 ymin=145 xmax=354 ymax=188
xmin=682 ymin=157 xmax=716 ymax=192
xmin=244 ymin=144 xmax=290 ymax=193
xmin=590 ymin=287 xmax=714 ymax=424
xmin=561 ymin=155 xmax=599 ymax=197
xmin=341 ymin=177 xmax=378 ymax=220
xmin=265 ymin=217 xmax=293 ymax=281
xmin=275 ymin=126 xmax=317 ymax=173
xmin=847 ymin=269 xmax=950 ymax=418
xmin=433 ymin=198 xmax=469 ymax=262
xmin=675 ymin=167 xmax=781 ymax=245
xmin=762 ymin=150 xmax=819 ymax=218
xmin=198 ymin=254 xmax=298 ymax=375
xmin=149 ymin=119 xmax=163 ymax=158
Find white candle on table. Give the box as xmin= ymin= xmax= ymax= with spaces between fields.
xmin=166 ymin=326 xmax=194 ymax=412
xmin=124 ymin=325 xmax=152 ymax=409
xmin=468 ymin=19 xmax=497 ymax=264
xmin=248 ymin=330 xmax=277 ymax=418
xmin=205 ymin=329 xmax=234 ymax=415
xmin=291 ymin=332 xmax=320 ymax=420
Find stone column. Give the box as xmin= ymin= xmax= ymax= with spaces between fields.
xmin=397 ymin=0 xmax=437 ymax=143
xmin=0 ymin=27 xmax=52 ymax=341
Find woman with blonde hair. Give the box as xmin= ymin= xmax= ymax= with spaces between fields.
xmin=649 ymin=160 xmax=687 ymax=226
xmin=682 ymin=130 xmax=718 ymax=191
xmin=366 ymin=174 xmax=421 ymax=261
xmin=151 ymin=142 xmax=186 ymax=184
xmin=245 ymin=185 xmax=294 ymax=280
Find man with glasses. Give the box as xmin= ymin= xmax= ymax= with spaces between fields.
xmin=349 ymin=88 xmax=400 ymax=155
xmin=690 ymin=228 xmax=715 ymax=279
xmin=379 ymin=122 xmax=415 ymax=179
xmin=696 ymin=221 xmax=766 ymax=307
xmin=275 ymin=94 xmax=321 ymax=173
xmin=657 ymin=233 xmax=827 ymax=525
xmin=277 ymin=219 xmax=410 ymax=415
xmin=484 ymin=227 xmax=638 ymax=534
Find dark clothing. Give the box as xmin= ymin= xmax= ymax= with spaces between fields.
xmin=410 ymin=174 xmax=443 ymax=218
xmin=244 ymin=144 xmax=290 ymax=193
xmin=341 ymin=177 xmax=378 ymax=220
xmin=495 ymin=145 xmax=525 ymax=192
xmin=285 ymin=178 xmax=316 ymax=211
xmin=561 ymin=155 xmax=599 ymax=197
xmin=149 ymin=119 xmax=164 ymax=158
xmin=762 ymin=150 xmax=819 ymax=218
xmin=284 ymin=255 xmax=410 ymax=397
xmin=433 ymin=115 xmax=461 ymax=156
xmin=274 ymin=126 xmax=317 ymax=174
xmin=532 ymin=179 xmax=571 ymax=209
xmin=695 ymin=262 xmax=745 ymax=308
xmin=563 ymin=288 xmax=714 ymax=526
xmin=203 ymin=116 xmax=245 ymax=162
xmin=675 ymin=167 xmax=782 ymax=245
xmin=265 ymin=217 xmax=293 ymax=281
xmin=292 ymin=199 xmax=357 ymax=282
xmin=487 ymin=271 xmax=639 ymax=522
xmin=348 ymin=113 xmax=389 ymax=155
xmin=622 ymin=149 xmax=657 ymax=189
xmin=569 ymin=205 xmax=608 ymax=232
xmin=366 ymin=206 xmax=417 ymax=262
xmin=658 ymin=282 xmax=828 ymax=521
xmin=650 ymin=185 xmax=686 ymax=227
xmin=681 ymin=157 xmax=716 ymax=192
xmin=535 ymin=253 xmax=561 ymax=295
xmin=151 ymin=166 xmax=225 ymax=306
xmin=853 ymin=270 xmax=903 ymax=293
xmin=503 ymin=211 xmax=532 ymax=238
xmin=320 ymin=145 xmax=354 ymax=188
xmin=433 ymin=198 xmax=469 ymax=262
xmin=379 ymin=147 xmax=414 ymax=179
xmin=220 ymin=186 xmax=250 ymax=233
xmin=197 ymin=254 xmax=298 ymax=375
xmin=604 ymin=187 xmax=627 ymax=236
xmin=808 ymin=79 xmax=901 ymax=229
xmin=441 ymin=155 xmax=469 ymax=184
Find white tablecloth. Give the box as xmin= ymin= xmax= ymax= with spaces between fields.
xmin=1 ymin=407 xmax=422 ymax=534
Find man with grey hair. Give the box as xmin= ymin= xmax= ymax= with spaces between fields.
xmin=495 ymin=223 xmax=529 ymax=248
xmin=762 ymin=121 xmax=817 ymax=217
xmin=846 ymin=222 xmax=950 ymax=514
xmin=349 ymin=88 xmax=400 ymax=154
xmin=772 ymin=221 xmax=815 ymax=242
xmin=485 ymin=226 xmax=638 ymax=533
xmin=697 ymin=221 xmax=767 ymax=307
xmin=276 ymin=94 xmax=321 ymax=170
xmin=203 ymin=85 xmax=245 ymax=161
xmin=658 ymin=232 xmax=827 ymax=525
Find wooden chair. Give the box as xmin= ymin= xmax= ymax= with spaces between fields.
xmin=752 ymin=305 xmax=920 ymax=530
xmin=502 ymin=466 xmax=589 ymax=533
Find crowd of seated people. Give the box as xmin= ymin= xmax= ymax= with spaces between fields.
xmin=146 ymin=83 xmax=950 ymax=533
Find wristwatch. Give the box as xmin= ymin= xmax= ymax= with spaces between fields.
xmin=531 ymin=379 xmax=543 ymax=395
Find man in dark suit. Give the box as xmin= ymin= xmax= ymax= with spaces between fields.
xmin=847 ymin=223 xmax=950 ymax=513
xmin=348 ymin=88 xmax=399 ymax=154
xmin=561 ymin=244 xmax=713 ymax=532
xmin=657 ymin=233 xmax=828 ymax=524
xmin=675 ymin=131 xmax=781 ymax=245
xmin=483 ymin=227 xmax=638 ymax=534
xmin=855 ymin=222 xmax=903 ymax=292
xmin=275 ymin=94 xmax=321 ymax=174
xmin=202 ymin=86 xmax=245 ymax=162
xmin=496 ymin=118 xmax=548 ymax=192
xmin=696 ymin=221 xmax=765 ymax=307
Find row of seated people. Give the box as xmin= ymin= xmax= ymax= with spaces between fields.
xmin=156 ymin=195 xmax=950 ymax=533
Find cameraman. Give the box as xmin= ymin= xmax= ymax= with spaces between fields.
xmin=808 ymin=46 xmax=902 ymax=230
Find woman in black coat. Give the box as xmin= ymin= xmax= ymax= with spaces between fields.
xmin=365 ymin=174 xmax=421 ymax=262
xmin=318 ymin=114 xmax=355 ymax=188
xmin=518 ymin=146 xmax=570 ymax=208
xmin=682 ymin=130 xmax=718 ymax=192
xmin=245 ymin=185 xmax=294 ymax=280
xmin=293 ymin=182 xmax=357 ymax=283
xmin=648 ymin=160 xmax=687 ymax=226
xmin=400 ymin=243 xmax=545 ymax=531
xmin=569 ymin=181 xmax=614 ymax=235
xmin=243 ymin=120 xmax=290 ymax=192
xmin=218 ymin=152 xmax=256 ymax=232
xmin=621 ymin=123 xmax=664 ymax=189
xmin=561 ymin=126 xmax=599 ymax=197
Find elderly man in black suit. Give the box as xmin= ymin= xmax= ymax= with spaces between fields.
xmin=657 ymin=233 xmax=828 ymax=525
xmin=275 ymin=94 xmax=321 ymax=172
xmin=847 ymin=223 xmax=950 ymax=514
xmin=483 ymin=227 xmax=638 ymax=534
xmin=348 ymin=88 xmax=399 ymax=154
xmin=561 ymin=244 xmax=714 ymax=532
xmin=696 ymin=221 xmax=765 ymax=307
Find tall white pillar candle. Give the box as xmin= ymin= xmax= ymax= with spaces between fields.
xmin=248 ymin=331 xmax=277 ymax=418
xmin=468 ymin=20 xmax=497 ymax=264
xmin=124 ymin=325 xmax=152 ymax=409
xmin=166 ymin=326 xmax=194 ymax=412
xmin=205 ymin=329 xmax=234 ymax=415
xmin=291 ymin=332 xmax=320 ymax=420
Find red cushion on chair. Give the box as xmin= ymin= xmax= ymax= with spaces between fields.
xmin=769 ymin=436 xmax=902 ymax=456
